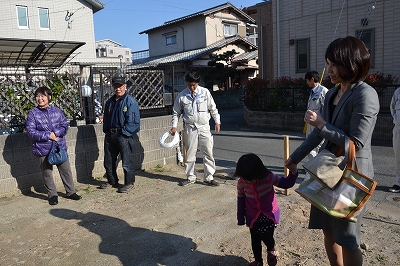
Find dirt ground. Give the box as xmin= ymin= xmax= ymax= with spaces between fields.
xmin=0 ymin=163 xmax=399 ymax=266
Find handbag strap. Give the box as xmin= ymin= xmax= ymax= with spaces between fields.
xmin=347 ymin=139 xmax=358 ymax=171
xmin=50 ymin=140 xmax=60 ymax=151
xmin=337 ymin=136 xmax=357 ymax=171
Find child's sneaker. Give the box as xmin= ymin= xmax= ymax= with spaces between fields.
xmin=389 ymin=184 xmax=400 ymax=193
xmin=267 ymin=250 xmax=278 ymax=266
xmin=248 ymin=261 xmax=263 ymax=266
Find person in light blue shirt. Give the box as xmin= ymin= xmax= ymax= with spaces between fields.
xmin=304 ymin=71 xmax=328 ymax=170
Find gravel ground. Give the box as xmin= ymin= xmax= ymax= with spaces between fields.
xmin=0 ymin=163 xmax=399 ymax=266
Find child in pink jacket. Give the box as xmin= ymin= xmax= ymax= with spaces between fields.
xmin=235 ymin=153 xmax=298 ymax=266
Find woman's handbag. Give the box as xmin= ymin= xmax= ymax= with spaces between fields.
xmin=47 ymin=141 xmax=69 ymax=165
xmin=302 ymin=148 xmax=345 ymax=189
xmin=295 ymin=138 xmax=377 ymax=223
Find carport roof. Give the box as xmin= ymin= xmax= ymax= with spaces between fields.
xmin=0 ymin=38 xmax=85 ymax=67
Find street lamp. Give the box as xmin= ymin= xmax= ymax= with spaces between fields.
xmin=81 ymin=85 xmax=96 ymax=124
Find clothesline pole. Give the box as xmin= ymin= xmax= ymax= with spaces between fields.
xmin=284 ymin=136 xmax=290 ymax=195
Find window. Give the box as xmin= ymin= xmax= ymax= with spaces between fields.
xmin=296 ymin=38 xmax=310 ymax=73
xmin=16 ymin=6 xmax=29 ymax=29
xmin=166 ymin=35 xmax=177 ymax=46
xmin=109 ymin=49 xmax=113 ymax=54
xmin=223 ymin=23 xmax=238 ymax=36
xmin=174 ymin=74 xmax=185 ymax=86
xmin=38 ymin=8 xmax=49 ymax=29
xmin=356 ymin=28 xmax=375 ymax=68
xmin=167 ymin=73 xmax=184 ymax=86
xmin=125 ymin=51 xmax=130 ymax=55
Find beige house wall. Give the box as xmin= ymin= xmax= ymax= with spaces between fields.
xmin=271 ymin=0 xmax=400 ymax=79
xmin=147 ymin=10 xmax=250 ymax=58
xmin=204 ymin=11 xmax=247 ymax=46
xmin=147 ymin=17 xmax=207 ymax=57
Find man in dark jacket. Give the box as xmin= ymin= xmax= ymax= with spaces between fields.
xmin=101 ymin=73 xmax=140 ymax=193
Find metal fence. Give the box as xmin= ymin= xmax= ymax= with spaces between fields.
xmin=0 ymin=62 xmax=184 ymax=133
xmin=244 ymin=85 xmax=400 ymax=114
xmin=4 ymin=59 xmax=396 ymax=134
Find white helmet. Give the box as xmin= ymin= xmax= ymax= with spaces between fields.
xmin=159 ymin=131 xmax=180 ymax=148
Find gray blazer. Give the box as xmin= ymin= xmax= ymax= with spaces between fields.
xmin=291 ymin=81 xmax=380 ymax=177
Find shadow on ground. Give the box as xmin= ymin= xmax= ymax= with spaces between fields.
xmin=50 ymin=208 xmax=248 ymax=266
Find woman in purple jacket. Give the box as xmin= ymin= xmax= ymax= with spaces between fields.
xmin=26 ymin=86 xmax=81 ymax=205
xmin=235 ymin=153 xmax=298 ymax=266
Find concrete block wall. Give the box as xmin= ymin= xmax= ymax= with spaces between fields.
xmin=244 ymin=106 xmax=393 ymax=142
xmin=0 ymin=115 xmax=180 ymax=197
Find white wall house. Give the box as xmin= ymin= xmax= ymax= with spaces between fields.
xmin=0 ymin=0 xmax=104 ymax=67
xmin=96 ymin=39 xmax=132 ymax=65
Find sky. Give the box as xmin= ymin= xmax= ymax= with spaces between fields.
xmin=93 ymin=0 xmax=263 ymax=52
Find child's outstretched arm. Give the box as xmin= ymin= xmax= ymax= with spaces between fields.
xmin=276 ymin=169 xmax=298 ymax=189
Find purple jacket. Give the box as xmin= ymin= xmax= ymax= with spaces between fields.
xmin=26 ymin=105 xmax=69 ymax=157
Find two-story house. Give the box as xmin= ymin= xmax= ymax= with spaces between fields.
xmin=0 ymin=0 xmax=104 ymax=72
xmin=132 ymin=2 xmax=258 ymax=92
xmin=96 ymin=39 xmax=132 ymax=66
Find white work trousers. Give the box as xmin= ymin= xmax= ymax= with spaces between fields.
xmin=184 ymin=124 xmax=215 ymax=182
xmin=393 ymin=126 xmax=400 ymax=186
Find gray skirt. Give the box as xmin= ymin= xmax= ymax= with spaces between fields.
xmin=308 ymin=204 xmax=365 ymax=250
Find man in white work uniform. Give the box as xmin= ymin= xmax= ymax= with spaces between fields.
xmin=170 ymin=71 xmax=221 ymax=187
xmin=304 ymin=70 xmax=328 ymax=179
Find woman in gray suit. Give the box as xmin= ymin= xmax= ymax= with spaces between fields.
xmin=285 ymin=36 xmax=379 ymax=266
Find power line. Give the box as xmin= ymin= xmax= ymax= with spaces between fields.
xmin=356 ymin=0 xmax=377 ymax=39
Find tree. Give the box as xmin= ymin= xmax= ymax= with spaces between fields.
xmin=200 ymin=49 xmax=238 ymax=90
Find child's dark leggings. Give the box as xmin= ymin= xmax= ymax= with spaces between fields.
xmin=249 ymin=214 xmax=276 ymax=262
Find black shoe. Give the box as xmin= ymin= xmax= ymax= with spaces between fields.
xmin=204 ymin=180 xmax=219 ymax=187
xmin=389 ymin=184 xmax=400 ymax=193
xmin=99 ymin=183 xmax=119 ymax=189
xmin=69 ymin=193 xmax=82 ymax=200
xmin=48 ymin=196 xmax=58 ymax=205
xmin=118 ymin=184 xmax=134 ymax=193
xmin=179 ymin=180 xmax=195 ymax=186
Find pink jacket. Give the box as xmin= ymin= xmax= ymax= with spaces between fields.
xmin=237 ymin=171 xmax=298 ymax=227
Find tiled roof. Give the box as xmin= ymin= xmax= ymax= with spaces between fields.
xmin=139 ymin=2 xmax=255 ymax=34
xmin=129 ymin=35 xmax=257 ymax=69
xmin=233 ymin=50 xmax=258 ymax=62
